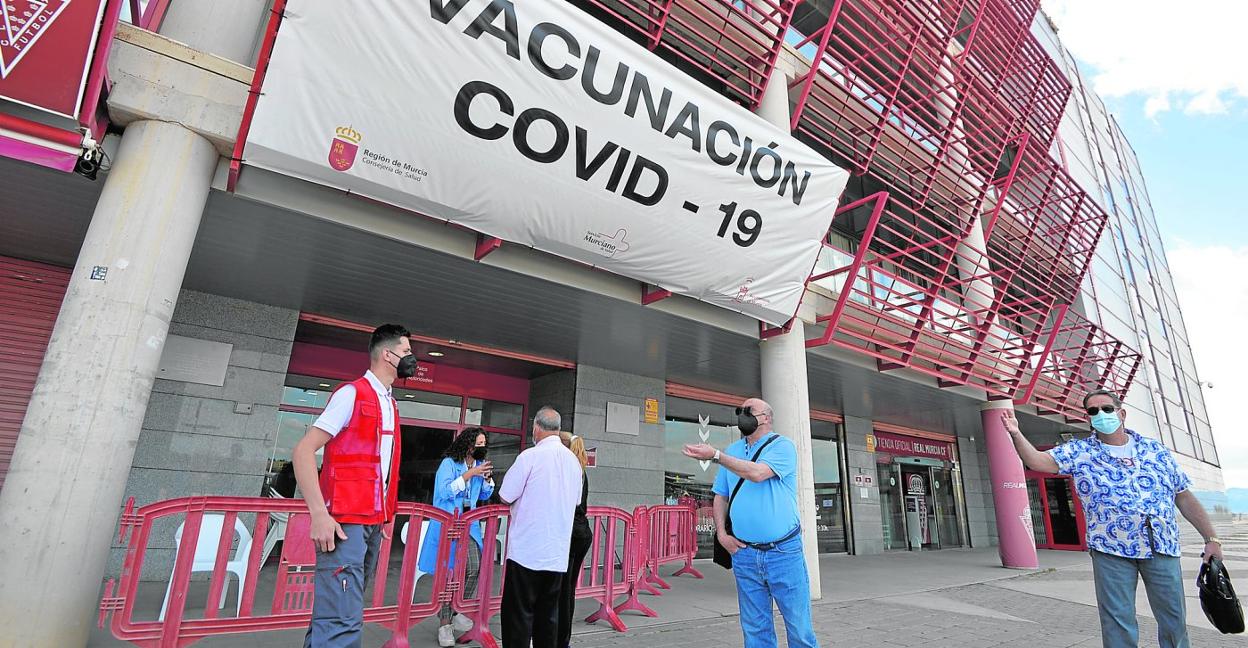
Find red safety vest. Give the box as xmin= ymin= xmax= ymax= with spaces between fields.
xmin=317 ymin=376 xmax=402 ymax=525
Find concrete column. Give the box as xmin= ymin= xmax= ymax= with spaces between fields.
xmin=979 ymin=400 xmax=1039 ymax=568
xmin=0 ymin=120 xmax=218 ymax=646
xmin=760 ymin=319 xmax=822 ymax=599
xmin=158 ymin=0 xmax=269 ymax=65
xmin=754 ymin=71 xmax=820 ymax=598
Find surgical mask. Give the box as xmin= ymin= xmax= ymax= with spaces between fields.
xmin=1090 ymin=411 xmax=1121 ymax=435
xmin=390 ymin=351 xmax=417 ymax=379
xmin=472 ymin=446 xmax=488 ymax=461
xmin=737 ymin=412 xmax=759 ymax=436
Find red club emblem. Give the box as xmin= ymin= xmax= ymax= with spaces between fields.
xmin=0 ymin=0 xmax=70 ymax=78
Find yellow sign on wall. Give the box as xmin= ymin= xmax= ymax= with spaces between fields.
xmin=644 ymin=398 xmax=660 ymax=424
xmin=865 ymin=434 xmax=877 ymax=453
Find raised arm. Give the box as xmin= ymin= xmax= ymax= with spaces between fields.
xmin=1001 ymin=410 xmax=1059 ymax=473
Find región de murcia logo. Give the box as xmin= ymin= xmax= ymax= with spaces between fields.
xmin=328 ymin=125 xmax=362 ymax=172
xmin=1 ymin=0 xmax=70 ymax=79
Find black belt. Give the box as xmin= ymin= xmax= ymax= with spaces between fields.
xmin=744 ymin=526 xmax=801 ymax=551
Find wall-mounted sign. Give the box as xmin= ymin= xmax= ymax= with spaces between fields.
xmin=411 ymin=362 xmax=436 ymax=386
xmin=606 ymin=402 xmax=640 ymax=436
xmin=865 ymin=434 xmax=877 ymax=453
xmin=242 ymin=0 xmax=850 ymax=326
xmin=872 ymin=431 xmax=953 ymax=462
xmin=851 ymin=473 xmax=875 ymax=488
xmin=643 ymin=397 xmax=660 ymax=424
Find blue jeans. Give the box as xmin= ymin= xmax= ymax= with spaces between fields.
xmin=304 ymin=523 xmax=382 ymax=648
xmin=731 ymin=534 xmax=819 ymax=648
xmin=1090 ymin=550 xmax=1189 ymax=648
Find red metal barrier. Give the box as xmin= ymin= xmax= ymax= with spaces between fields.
xmin=640 ymin=504 xmax=704 ymax=592
xmin=98 ymin=497 xmax=454 ymax=647
xmin=102 ymin=497 xmax=701 ymax=646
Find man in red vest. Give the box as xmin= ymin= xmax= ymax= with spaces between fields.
xmin=292 ymin=324 xmax=415 ymax=647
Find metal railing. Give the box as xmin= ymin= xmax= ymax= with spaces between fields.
xmin=99 ymin=496 xmax=701 ymax=647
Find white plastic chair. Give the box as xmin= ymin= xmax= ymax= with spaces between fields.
xmin=159 ymin=515 xmax=253 ymax=620
xmin=494 ymin=517 xmax=507 ymax=564
xmin=259 ymin=488 xmax=291 ymax=567
xmin=400 ymin=520 xmax=431 ymax=602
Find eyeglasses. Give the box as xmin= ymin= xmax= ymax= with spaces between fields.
xmin=735 ymin=407 xmax=768 ymax=417
xmin=1085 ymin=405 xmax=1118 ymax=416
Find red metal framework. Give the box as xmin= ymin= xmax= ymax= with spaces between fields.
xmin=984 ymin=145 xmax=1108 ymax=312
xmin=572 ymin=0 xmax=799 ymax=109
xmin=805 ymin=190 xmax=1061 ymax=399
xmin=1018 ymin=307 xmax=1143 ymax=420
xmin=788 ymin=0 xmax=1069 ymax=182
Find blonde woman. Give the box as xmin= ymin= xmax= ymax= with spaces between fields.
xmin=557 ymin=432 xmax=591 ymax=648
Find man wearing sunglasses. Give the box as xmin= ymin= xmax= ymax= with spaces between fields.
xmin=1003 ymin=388 xmax=1222 ymax=648
xmin=682 ymin=398 xmax=818 ymax=648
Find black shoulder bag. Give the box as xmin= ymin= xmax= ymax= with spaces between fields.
xmin=713 ymin=435 xmax=779 ymax=570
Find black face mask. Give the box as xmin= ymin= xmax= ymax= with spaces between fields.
xmin=737 ymin=411 xmax=759 ymax=436
xmin=391 ymin=351 xmax=418 ymax=379
xmin=472 ymin=446 xmax=488 ymax=461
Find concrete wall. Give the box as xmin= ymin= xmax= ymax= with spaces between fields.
xmin=108 ymin=290 xmax=298 ymax=580
xmin=571 ymin=366 xmax=665 ymax=512
xmin=843 ymin=416 xmax=885 ymax=555
xmin=528 ymin=368 xmax=578 ymax=438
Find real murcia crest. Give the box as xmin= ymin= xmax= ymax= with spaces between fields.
xmin=0 ymin=1 xmax=70 ymax=79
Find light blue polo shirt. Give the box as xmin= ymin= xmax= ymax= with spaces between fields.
xmin=712 ymin=432 xmax=800 ymax=544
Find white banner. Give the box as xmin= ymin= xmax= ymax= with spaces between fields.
xmin=243 ymin=0 xmax=849 ymax=325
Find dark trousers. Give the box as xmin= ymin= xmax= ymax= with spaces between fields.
xmin=557 ymin=533 xmax=593 ymax=647
xmin=304 ymin=523 xmax=382 ymax=648
xmin=501 ymin=559 xmax=564 ymax=648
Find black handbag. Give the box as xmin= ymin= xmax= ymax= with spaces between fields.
xmin=1198 ymin=556 xmax=1245 ymax=634
xmin=713 ymin=436 xmax=779 ymax=570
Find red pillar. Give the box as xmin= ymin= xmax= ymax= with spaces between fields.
xmin=980 ymin=401 xmax=1040 ymax=569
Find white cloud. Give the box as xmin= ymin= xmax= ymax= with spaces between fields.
xmin=1043 ymin=1 xmax=1248 ymax=116
xmin=1168 ymin=244 xmax=1248 ymax=489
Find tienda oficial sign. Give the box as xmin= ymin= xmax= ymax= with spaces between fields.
xmin=872 ymin=431 xmax=953 ymax=462
xmin=0 ymin=0 xmax=109 ymax=119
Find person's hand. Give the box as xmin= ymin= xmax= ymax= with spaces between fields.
xmin=682 ymin=443 xmax=716 ymax=461
xmin=1001 ymin=410 xmax=1021 ymax=436
xmin=310 ymin=510 xmax=347 ymax=552
xmin=465 ymin=461 xmax=492 ymax=480
xmin=717 ymin=530 xmax=746 ymax=555
xmin=1202 ymin=540 xmax=1224 ymax=563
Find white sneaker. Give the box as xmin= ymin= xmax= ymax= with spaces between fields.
xmin=451 ymin=613 xmax=474 ymax=633
xmin=437 ymin=624 xmax=455 ymax=647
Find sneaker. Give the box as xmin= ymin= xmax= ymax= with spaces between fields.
xmin=451 ymin=613 xmax=474 ymax=633
xmin=437 ymin=624 xmax=455 ymax=647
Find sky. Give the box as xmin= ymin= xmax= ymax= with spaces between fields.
xmin=1043 ymin=1 xmax=1248 ymax=490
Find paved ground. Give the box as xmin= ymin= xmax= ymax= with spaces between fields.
xmin=89 ymin=522 xmax=1248 ymax=647
xmin=573 ymin=522 xmax=1248 ymax=648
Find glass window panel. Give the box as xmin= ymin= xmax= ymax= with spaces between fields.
xmin=465 ymin=398 xmax=524 ymax=430
xmin=394 ymin=389 xmax=462 ymax=423
xmin=664 ymin=411 xmax=738 ymax=560
xmin=265 ymin=411 xmax=320 ymax=494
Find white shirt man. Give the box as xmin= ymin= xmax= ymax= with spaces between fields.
xmin=497 ymin=407 xmax=582 ymax=648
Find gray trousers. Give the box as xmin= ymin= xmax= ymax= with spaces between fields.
xmin=304 ymin=523 xmax=383 ymax=648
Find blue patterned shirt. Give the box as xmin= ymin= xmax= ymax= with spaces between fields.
xmin=1048 ymin=430 xmax=1191 ymax=558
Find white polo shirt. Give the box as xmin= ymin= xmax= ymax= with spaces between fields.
xmin=313 ymin=370 xmax=396 ymax=485
xmin=499 ymin=434 xmax=583 ymax=572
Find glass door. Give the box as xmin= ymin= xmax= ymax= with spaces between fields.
xmin=1025 ymin=471 xmax=1086 ymax=550
xmin=930 ymin=467 xmax=963 ymax=548
xmin=878 ymin=463 xmax=908 ymax=550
